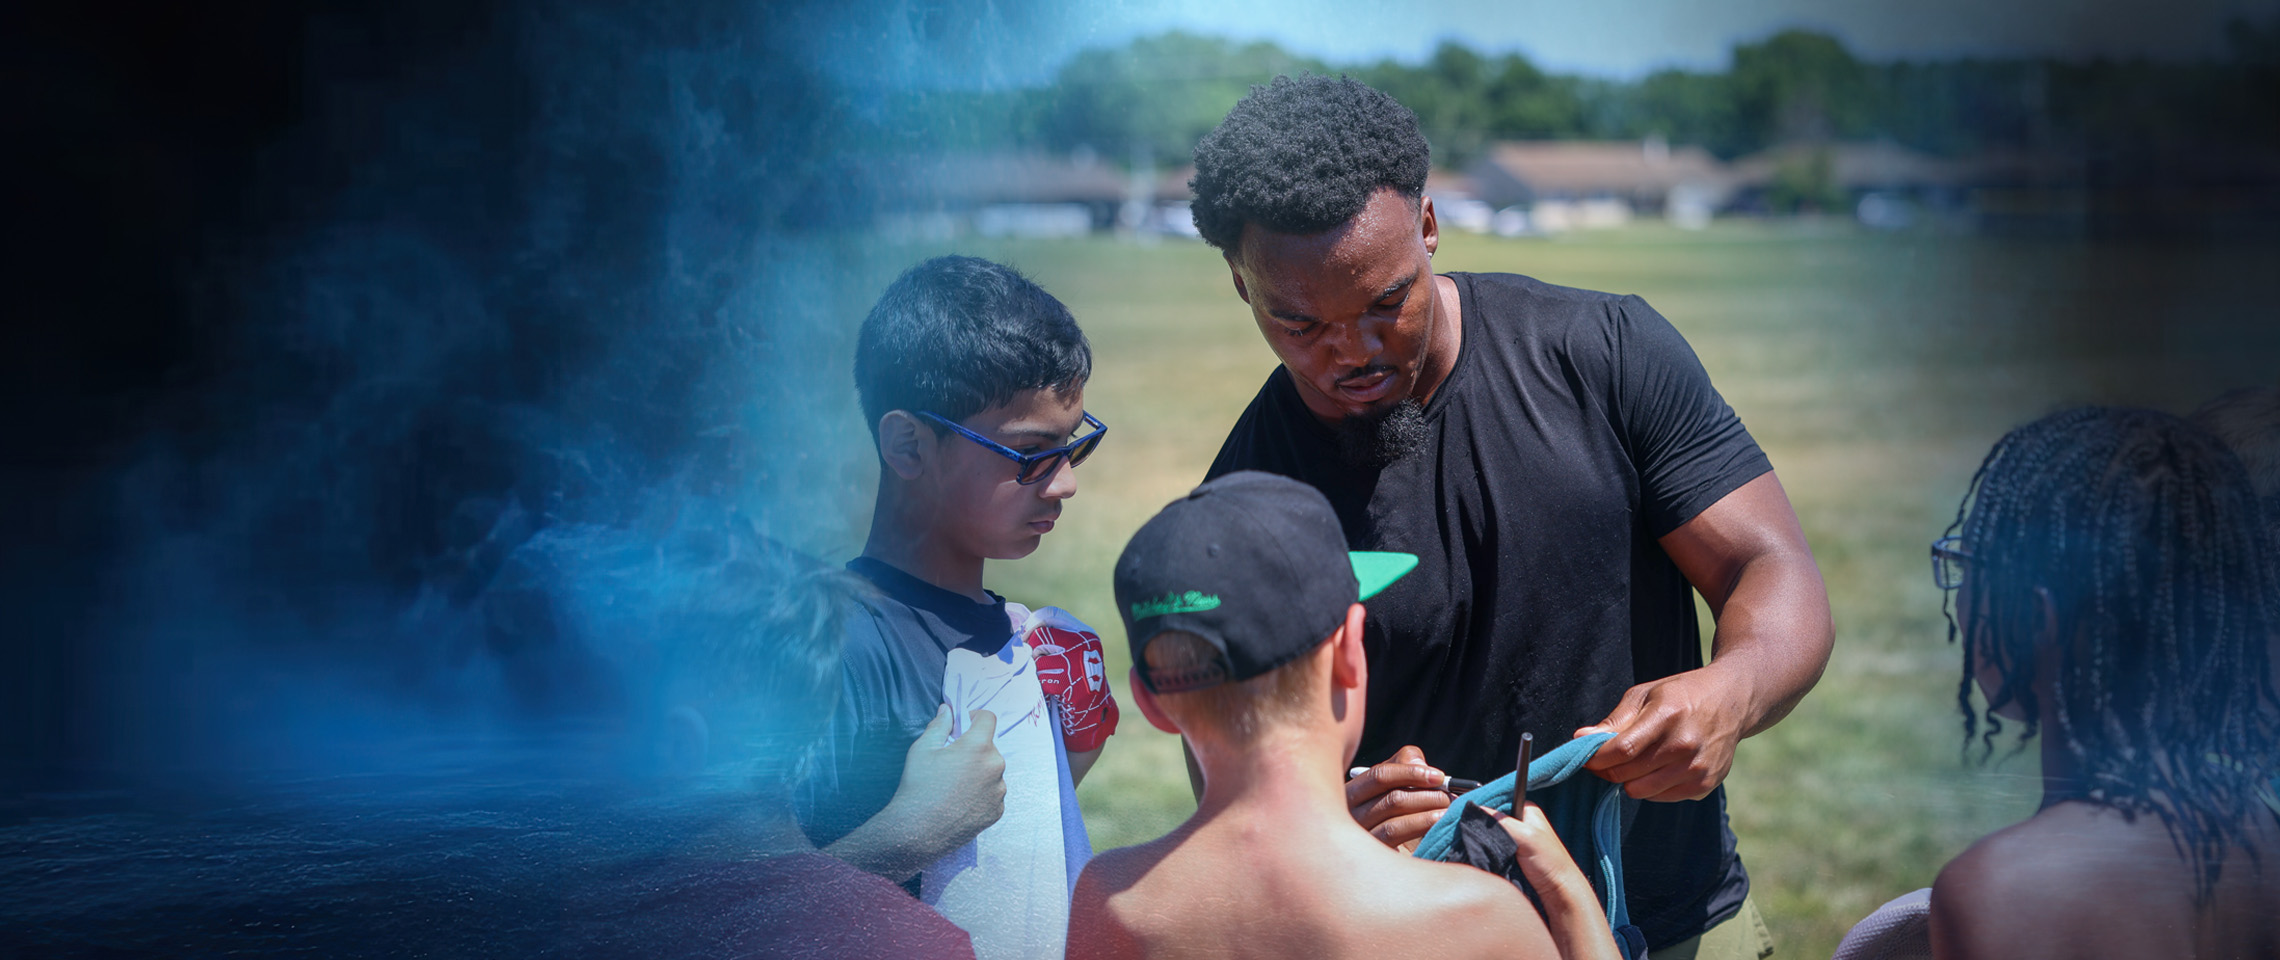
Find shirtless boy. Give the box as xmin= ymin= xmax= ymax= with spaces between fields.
xmin=1067 ymin=471 xmax=1617 ymax=960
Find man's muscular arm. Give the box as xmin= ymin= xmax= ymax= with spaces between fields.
xmin=1580 ymin=471 xmax=1832 ymax=802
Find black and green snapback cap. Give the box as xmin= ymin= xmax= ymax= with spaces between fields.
xmin=1113 ymin=470 xmax=1417 ymax=694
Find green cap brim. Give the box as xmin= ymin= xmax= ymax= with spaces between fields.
xmin=1350 ymin=551 xmax=1419 ymax=601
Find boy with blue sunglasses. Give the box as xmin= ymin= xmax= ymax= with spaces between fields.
xmin=797 ymin=255 xmax=1118 ymax=960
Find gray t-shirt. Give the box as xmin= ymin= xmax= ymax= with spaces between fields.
xmin=794 ymin=557 xmax=1011 ymax=893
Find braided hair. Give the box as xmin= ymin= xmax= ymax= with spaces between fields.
xmin=1943 ymin=406 xmax=2280 ymax=901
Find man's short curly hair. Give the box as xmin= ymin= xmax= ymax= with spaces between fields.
xmin=1188 ymin=75 xmax=1431 ymax=253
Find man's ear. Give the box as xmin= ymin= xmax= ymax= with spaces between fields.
xmin=1330 ymin=602 xmax=1368 ymax=691
xmin=1419 ymin=194 xmax=1440 ymax=258
xmin=1226 ymin=256 xmax=1251 ymax=305
xmin=877 ymin=410 xmax=930 ymax=481
xmin=1129 ymin=667 xmax=1183 ymax=735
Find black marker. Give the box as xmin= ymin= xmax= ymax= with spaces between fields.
xmin=1512 ymin=732 xmax=1534 ymax=817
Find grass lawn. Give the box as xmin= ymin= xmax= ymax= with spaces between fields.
xmin=823 ymin=222 xmax=2280 ymax=959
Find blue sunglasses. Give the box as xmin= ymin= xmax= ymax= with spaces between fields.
xmin=917 ymin=410 xmax=1107 ymax=485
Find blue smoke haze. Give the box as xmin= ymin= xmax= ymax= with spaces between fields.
xmin=4 ymin=0 xmax=2276 ymax=952
xmin=3 ymin=1 xmax=1089 ymax=948
xmin=30 ymin=0 xmax=1106 ymax=778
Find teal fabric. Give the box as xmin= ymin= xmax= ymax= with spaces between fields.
xmin=1411 ymin=732 xmax=1634 ymax=937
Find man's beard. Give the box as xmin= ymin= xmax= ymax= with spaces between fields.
xmin=1335 ymin=399 xmax=1430 ymax=468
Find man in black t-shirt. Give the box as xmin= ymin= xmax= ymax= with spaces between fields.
xmin=1186 ymin=76 xmax=1833 ymax=957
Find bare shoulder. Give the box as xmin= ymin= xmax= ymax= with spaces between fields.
xmin=1930 ymin=806 xmax=2191 ymax=960
xmin=1067 ymin=843 xmax=1163 ymax=960
xmin=1931 ymin=821 xmax=2063 ymax=950
xmin=1077 ymin=840 xmax=1157 ymax=893
xmin=1382 ymin=856 xmax=1560 ymax=956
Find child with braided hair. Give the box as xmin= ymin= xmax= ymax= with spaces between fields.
xmin=1925 ymin=406 xmax=2280 ymax=960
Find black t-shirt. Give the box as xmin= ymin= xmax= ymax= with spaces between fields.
xmin=794 ymin=557 xmax=1013 ymax=871
xmin=1207 ymin=271 xmax=1771 ymax=947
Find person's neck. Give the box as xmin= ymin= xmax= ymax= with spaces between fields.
xmin=1409 ymin=272 xmax=1466 ymax=407
xmin=863 ymin=481 xmax=988 ymax=602
xmin=2034 ymin=706 xmax=2107 ymax=812
xmin=1191 ymin=723 xmax=1355 ymax=825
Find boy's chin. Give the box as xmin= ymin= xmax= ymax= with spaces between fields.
xmin=990 ymin=534 xmax=1045 ymax=561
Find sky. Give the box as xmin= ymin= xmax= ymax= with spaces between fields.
xmin=1100 ymin=0 xmax=2280 ymax=75
xmin=837 ymin=0 xmax=2280 ymax=88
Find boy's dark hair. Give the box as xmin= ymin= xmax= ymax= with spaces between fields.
xmin=1942 ymin=406 xmax=2280 ymax=902
xmin=854 ymin=256 xmax=1091 ymax=438
xmin=1188 ymin=75 xmax=1431 ymax=253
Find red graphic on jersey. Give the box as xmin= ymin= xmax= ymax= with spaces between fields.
xmin=1024 ymin=619 xmax=1119 ymax=753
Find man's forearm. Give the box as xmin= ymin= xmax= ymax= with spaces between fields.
xmin=1703 ymin=541 xmax=1832 ymax=739
xmin=823 ymin=802 xmax=958 ymax=884
xmin=1585 ymin=476 xmax=1832 ymax=801
xmin=1659 ymin=472 xmax=1834 ymax=740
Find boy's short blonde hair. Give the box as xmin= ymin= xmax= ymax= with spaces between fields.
xmin=1143 ymin=629 xmax=1325 ymax=741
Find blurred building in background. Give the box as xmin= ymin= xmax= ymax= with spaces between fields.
xmin=862 ymin=135 xmax=2278 ymax=241
xmin=870 ymin=150 xmax=1127 ymax=242
xmin=1466 ymin=137 xmax=1729 ymax=232
xmin=860 ymin=140 xmax=2116 ymax=239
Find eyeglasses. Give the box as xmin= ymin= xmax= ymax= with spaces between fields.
xmin=1930 ymin=536 xmax=1971 ymax=590
xmin=918 ymin=410 xmax=1106 ymax=485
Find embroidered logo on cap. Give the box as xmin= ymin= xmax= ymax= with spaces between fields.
xmin=1129 ymin=590 xmax=1221 ymax=620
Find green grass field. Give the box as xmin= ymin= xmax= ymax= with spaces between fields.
xmin=822 ymin=222 xmax=2280 ymax=958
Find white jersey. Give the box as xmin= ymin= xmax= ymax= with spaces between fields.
xmin=920 ymin=601 xmax=1092 ymax=960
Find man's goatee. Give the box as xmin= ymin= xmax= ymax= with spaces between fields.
xmin=1335 ymin=399 xmax=1430 ymax=468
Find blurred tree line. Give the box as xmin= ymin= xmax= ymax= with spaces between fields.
xmin=865 ymin=21 xmax=2280 ymax=169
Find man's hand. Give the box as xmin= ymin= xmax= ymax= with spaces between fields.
xmin=1576 ymin=667 xmax=1749 ymax=802
xmin=1485 ymin=802 xmax=1620 ymax=960
xmin=1344 ymin=744 xmax=1452 ymax=848
xmin=825 ymin=704 xmax=1006 ymax=882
